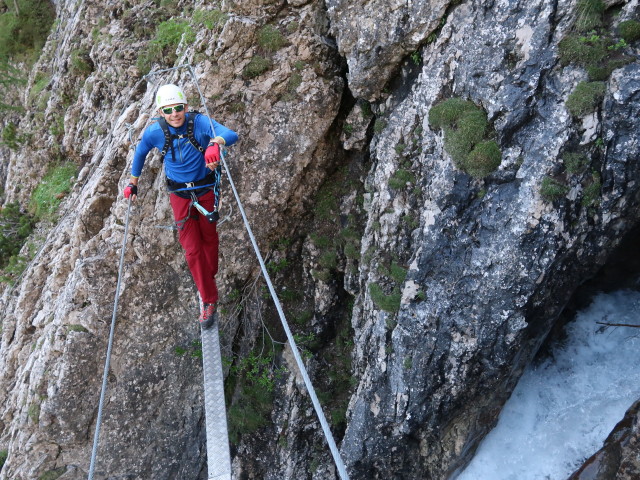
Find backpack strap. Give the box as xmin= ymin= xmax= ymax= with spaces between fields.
xmin=157 ymin=112 xmax=205 ymax=161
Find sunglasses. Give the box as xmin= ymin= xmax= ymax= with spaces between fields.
xmin=161 ymin=104 xmax=185 ymax=114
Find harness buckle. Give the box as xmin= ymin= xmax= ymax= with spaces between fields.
xmin=185 ymin=182 xmax=195 ymax=188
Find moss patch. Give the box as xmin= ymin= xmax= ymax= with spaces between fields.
xmin=429 ymin=98 xmax=501 ymax=178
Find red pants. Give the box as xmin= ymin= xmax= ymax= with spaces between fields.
xmin=170 ymin=190 xmax=219 ymax=304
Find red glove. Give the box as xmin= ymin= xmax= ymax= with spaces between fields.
xmin=124 ymin=183 xmax=137 ymax=199
xmin=205 ymin=143 xmax=220 ymax=165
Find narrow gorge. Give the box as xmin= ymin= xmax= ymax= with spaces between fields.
xmin=1 ymin=0 xmax=639 ymax=479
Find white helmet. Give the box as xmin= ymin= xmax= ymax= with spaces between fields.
xmin=156 ymin=84 xmax=187 ymax=109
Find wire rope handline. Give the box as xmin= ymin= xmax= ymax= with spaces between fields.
xmin=183 ymin=64 xmax=351 ymax=480
xmin=88 ymin=197 xmax=133 ymax=480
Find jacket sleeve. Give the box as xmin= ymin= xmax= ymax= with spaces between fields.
xmin=131 ymin=127 xmax=156 ymax=178
xmin=199 ymin=115 xmax=238 ymax=147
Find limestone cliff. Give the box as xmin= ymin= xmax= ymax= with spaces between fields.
xmin=0 ymin=0 xmax=639 ymax=479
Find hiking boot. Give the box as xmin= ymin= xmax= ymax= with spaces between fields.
xmin=200 ymin=303 xmax=217 ymax=329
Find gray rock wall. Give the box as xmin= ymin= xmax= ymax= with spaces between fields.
xmin=1 ymin=0 xmax=639 ymax=479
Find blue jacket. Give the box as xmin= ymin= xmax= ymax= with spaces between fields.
xmin=131 ymin=113 xmax=238 ymax=183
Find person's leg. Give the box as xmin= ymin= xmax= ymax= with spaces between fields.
xmin=195 ymin=190 xmax=219 ymax=287
xmin=170 ymin=193 xmax=218 ymax=304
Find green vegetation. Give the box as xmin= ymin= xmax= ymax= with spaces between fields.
xmin=226 ymin=349 xmax=285 ymax=444
xmin=388 ymin=169 xmax=416 ymax=190
xmin=557 ymin=1 xmax=636 ymax=119
xmin=0 ymin=449 xmax=7 ymax=469
xmin=373 ymin=119 xmax=387 ymax=133
xmin=242 ymin=55 xmax=271 ymax=79
xmin=70 ymin=48 xmax=93 ymax=76
xmin=540 ymin=177 xmax=569 ymax=202
xmin=0 ymin=203 xmax=34 ymax=270
xmin=28 ymin=402 xmax=40 ymax=423
xmin=428 ymin=98 xmax=501 ymax=178
xmin=1 ymin=122 xmax=25 ymax=149
xmin=582 ymin=172 xmax=601 ymax=207
xmin=136 ymin=18 xmax=195 ymax=74
xmin=563 ymin=152 xmax=589 ymax=174
xmin=258 ymin=24 xmax=285 ymax=52
xmin=566 ymin=81 xmax=606 ymax=117
xmin=0 ymin=0 xmax=56 ymax=62
xmin=29 ymin=162 xmax=77 ymax=221
xmin=67 ymin=324 xmax=88 ymax=333
xmin=575 ymin=0 xmax=605 ymax=32
xmin=0 ymin=0 xmax=56 ymax=111
xmin=192 ymin=9 xmax=227 ymax=29
xmin=369 ymin=283 xmax=401 ymax=313
xmin=618 ymin=20 xmax=640 ymax=43
xmin=38 ymin=468 xmax=66 ymax=480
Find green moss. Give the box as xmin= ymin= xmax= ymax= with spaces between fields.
xmin=428 ymin=98 xmax=478 ymax=129
xmin=566 ymin=81 xmax=606 ymax=117
xmin=465 ymin=140 xmax=502 ymax=179
xmin=429 ymin=98 xmax=501 ymax=177
xmin=618 ymin=20 xmax=640 ymax=43
xmin=242 ymin=55 xmax=271 ymax=78
xmin=540 ymin=177 xmax=569 ymax=202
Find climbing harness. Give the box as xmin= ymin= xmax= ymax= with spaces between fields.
xmin=88 ymin=197 xmax=132 ymax=480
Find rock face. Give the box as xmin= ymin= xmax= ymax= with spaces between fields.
xmin=1 ymin=0 xmax=640 ymax=479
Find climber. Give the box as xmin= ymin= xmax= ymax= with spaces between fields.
xmin=123 ymin=83 xmax=239 ymax=329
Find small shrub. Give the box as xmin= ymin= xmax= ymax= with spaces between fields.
xmin=540 ymin=176 xmax=569 ymax=202
xmin=258 ymin=24 xmax=285 ymax=53
xmin=618 ymin=20 xmax=640 ymax=43
xmin=566 ymin=81 xmax=606 ymax=117
xmin=70 ymin=48 xmax=94 ymax=76
xmin=243 ymin=56 xmax=271 ymax=78
xmin=0 ymin=449 xmax=7 ymax=469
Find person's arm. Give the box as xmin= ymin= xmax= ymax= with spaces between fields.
xmin=202 ymin=116 xmax=239 ymax=170
xmin=125 ymin=129 xmax=154 ymax=200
